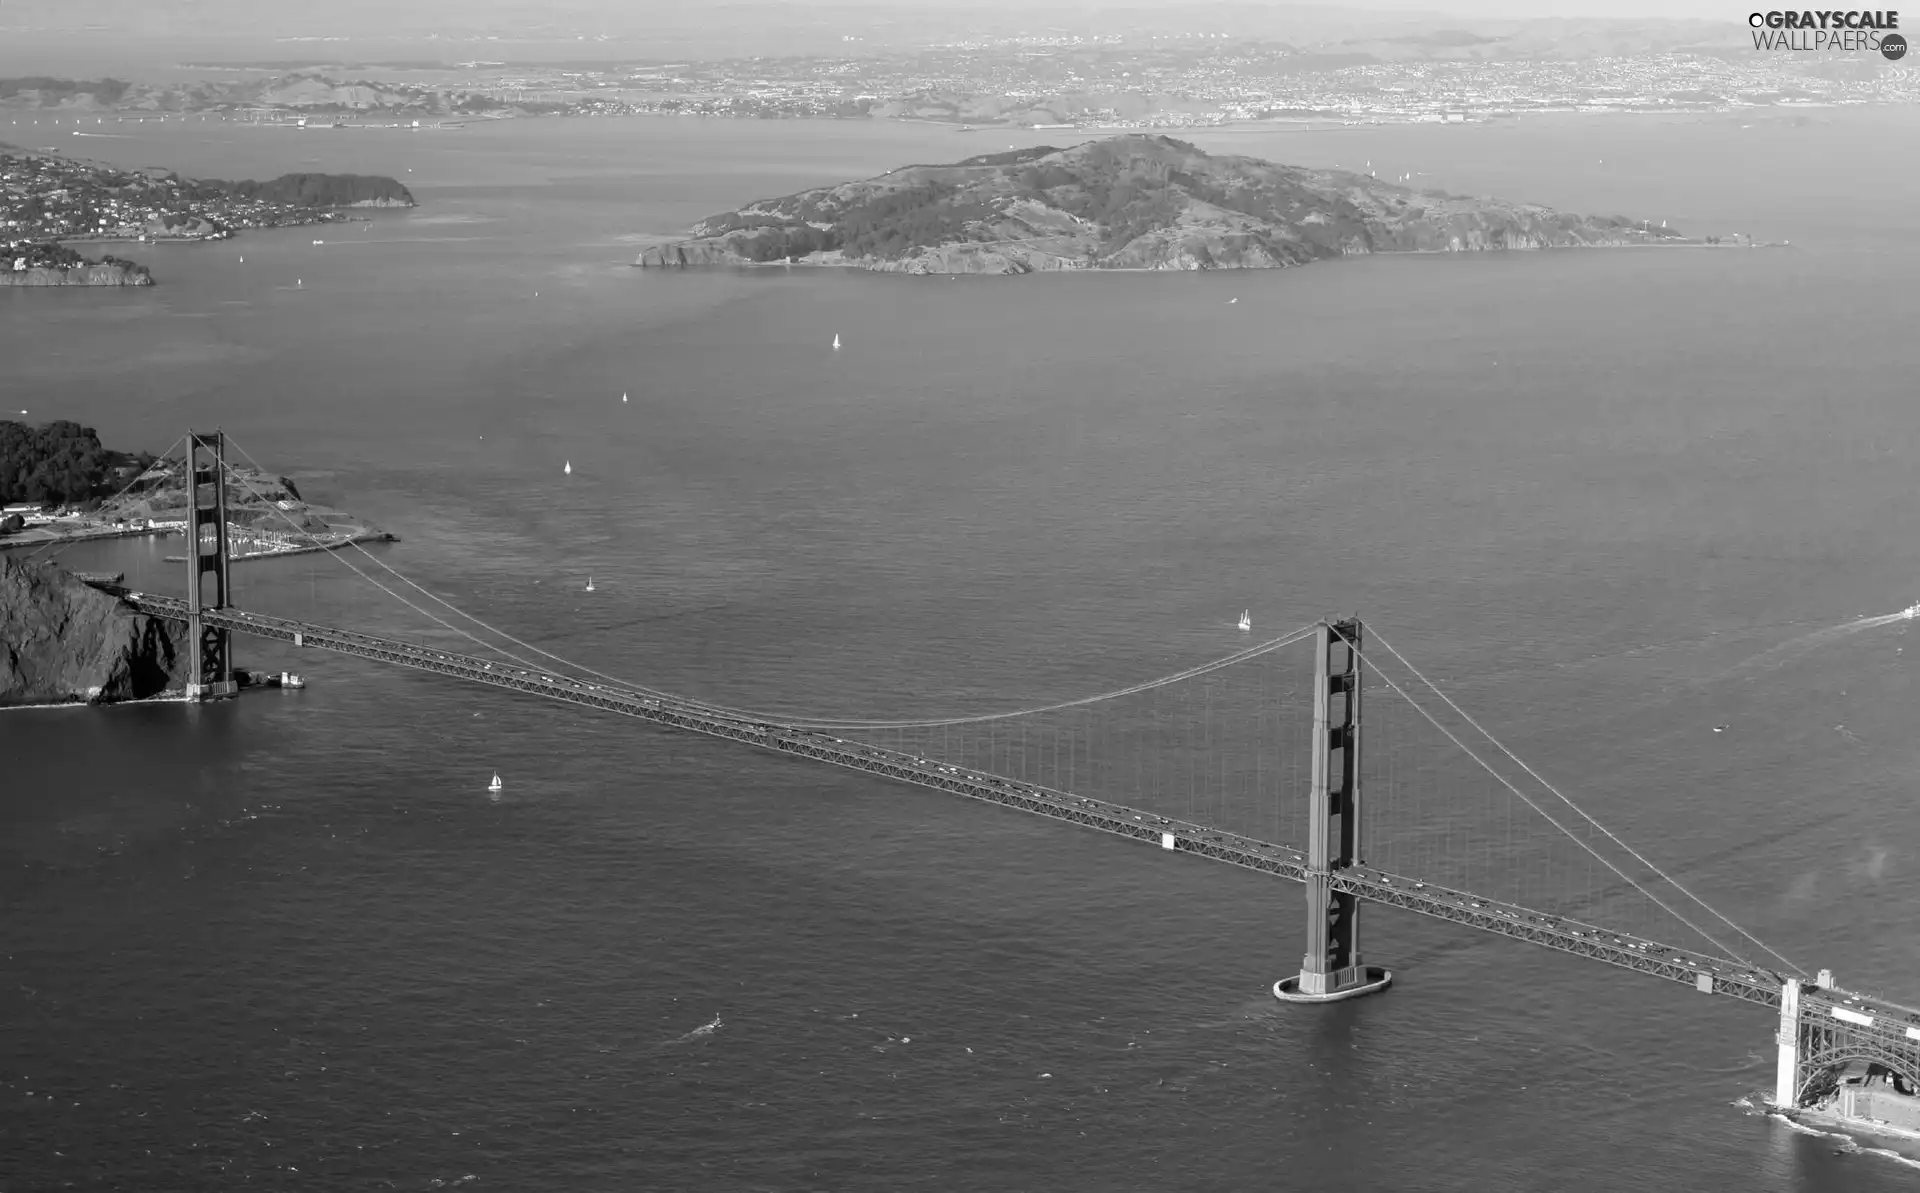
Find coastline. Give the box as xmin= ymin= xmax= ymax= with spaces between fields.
xmin=1786 ymin=1106 xmax=1920 ymax=1159
xmin=0 ymin=691 xmax=190 ymax=713
xmin=0 ymin=525 xmax=178 ymax=552
xmin=634 ymin=238 xmax=1789 ymax=274
xmin=54 ymin=218 xmax=369 ymax=245
xmin=160 ymin=529 xmax=399 ymax=564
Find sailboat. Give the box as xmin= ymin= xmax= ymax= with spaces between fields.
xmin=585 ymin=575 xmax=595 ymax=592
xmin=832 ymin=333 xmax=841 ymax=350
xmin=1238 ymin=610 xmax=1252 ymax=632
xmin=622 ymin=392 xmax=628 ymax=403
xmin=487 ymin=773 xmax=503 ymax=793
xmin=564 ymin=460 xmax=572 ymax=475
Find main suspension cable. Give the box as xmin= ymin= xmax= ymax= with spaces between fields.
xmin=1359 ymin=623 xmax=1804 ymax=975
xmin=1351 ymin=639 xmax=1758 ymax=967
xmin=218 ymin=434 xmax=1322 ymax=730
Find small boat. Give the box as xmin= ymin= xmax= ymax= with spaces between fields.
xmin=238 ymin=255 xmax=244 ymax=262
xmin=487 ymin=773 xmax=503 ymax=793
xmin=832 ymin=333 xmax=841 ymax=350
xmin=312 ymin=239 xmax=324 ymax=245
xmin=564 ymin=460 xmax=572 ymax=475
xmin=1238 ymin=610 xmax=1252 ymax=632
xmin=585 ymin=576 xmax=595 ymax=592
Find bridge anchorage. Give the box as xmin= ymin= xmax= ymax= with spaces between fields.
xmin=102 ymin=433 xmax=1920 ymax=1128
xmin=1275 ymin=618 xmax=1390 ymax=1003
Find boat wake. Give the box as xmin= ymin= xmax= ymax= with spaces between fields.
xmin=1711 ymin=605 xmax=1917 ymax=682
xmin=667 ymin=1015 xmax=722 ymax=1045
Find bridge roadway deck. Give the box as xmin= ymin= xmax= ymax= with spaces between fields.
xmin=121 ymin=591 xmax=1920 ymax=1045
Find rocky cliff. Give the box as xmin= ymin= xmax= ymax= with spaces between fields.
xmin=637 ymin=133 xmax=1694 ymax=275
xmin=0 ymin=557 xmax=183 ymax=706
xmin=0 ymin=262 xmax=153 ymax=286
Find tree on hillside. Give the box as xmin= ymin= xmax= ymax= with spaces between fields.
xmin=0 ymin=420 xmax=114 ymax=505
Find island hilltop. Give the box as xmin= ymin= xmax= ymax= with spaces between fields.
xmin=639 ymin=134 xmax=1698 ymax=275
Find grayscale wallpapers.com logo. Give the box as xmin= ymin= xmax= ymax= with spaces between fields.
xmin=1748 ymin=10 xmax=1908 ymax=58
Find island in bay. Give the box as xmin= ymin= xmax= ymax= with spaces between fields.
xmin=1 ymin=147 xmax=416 ymax=285
xmin=638 ymin=133 xmax=1715 ymax=276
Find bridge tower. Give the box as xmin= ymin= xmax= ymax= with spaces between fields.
xmin=183 ymin=430 xmax=238 ymax=701
xmin=1275 ymin=618 xmax=1392 ymax=1003
xmin=1775 ymin=976 xmax=1803 ymax=1107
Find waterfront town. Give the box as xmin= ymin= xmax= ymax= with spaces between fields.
xmin=0 ymin=151 xmax=412 ymax=250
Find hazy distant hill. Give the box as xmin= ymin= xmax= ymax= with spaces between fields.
xmin=185 ymin=173 xmax=415 ymax=207
xmin=638 ymin=134 xmax=1688 ymax=276
xmin=0 ymin=73 xmax=458 ymax=115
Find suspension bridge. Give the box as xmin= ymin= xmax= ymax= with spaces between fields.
xmin=60 ymin=430 xmax=1920 ymax=1120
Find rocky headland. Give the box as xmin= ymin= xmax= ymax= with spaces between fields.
xmin=0 ymin=244 xmax=153 ymax=286
xmin=637 ymin=133 xmax=1695 ymax=276
xmin=0 ymin=260 xmax=153 ymax=286
xmin=0 ymin=557 xmax=183 ymax=706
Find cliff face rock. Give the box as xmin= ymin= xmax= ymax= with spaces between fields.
xmin=637 ymin=134 xmax=1690 ymax=275
xmin=0 ymin=263 xmax=154 ymax=286
xmin=0 ymin=558 xmax=183 ymax=706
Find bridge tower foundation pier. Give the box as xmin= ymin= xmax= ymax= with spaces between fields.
xmin=1276 ymin=618 xmax=1392 ymax=1004
xmin=183 ymin=429 xmax=238 ymax=701
xmin=1774 ymin=976 xmax=1802 ymax=1108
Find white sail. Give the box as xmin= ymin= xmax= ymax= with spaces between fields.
xmin=564 ymin=460 xmax=572 ymax=475
xmin=832 ymin=333 xmax=841 ymax=349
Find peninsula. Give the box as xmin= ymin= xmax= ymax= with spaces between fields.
xmin=0 ymin=420 xmax=393 ymax=558
xmin=637 ymin=134 xmax=1693 ymax=275
xmin=2 ymin=149 xmax=415 ymax=284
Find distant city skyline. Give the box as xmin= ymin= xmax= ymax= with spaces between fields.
xmin=0 ymin=0 xmax=1777 ymax=80
xmin=0 ymin=0 xmax=1760 ymax=36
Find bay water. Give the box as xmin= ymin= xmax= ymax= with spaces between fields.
xmin=3 ymin=108 xmax=1919 ymax=1189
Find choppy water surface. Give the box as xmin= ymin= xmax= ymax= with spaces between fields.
xmin=4 ymin=109 xmax=1920 ymax=1190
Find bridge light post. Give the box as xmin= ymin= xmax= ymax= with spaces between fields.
xmin=184 ymin=429 xmax=237 ymax=700
xmin=1276 ymin=618 xmax=1392 ymax=1003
